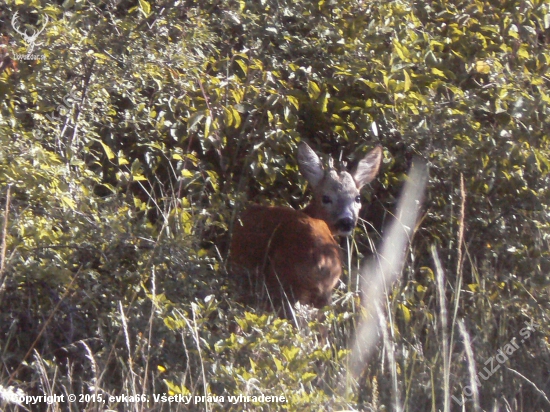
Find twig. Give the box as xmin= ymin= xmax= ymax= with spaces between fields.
xmin=449 ymin=173 xmax=466 ymax=403
xmin=68 ymin=57 xmax=95 ymax=157
xmin=0 ymin=184 xmax=12 ymax=291
xmin=506 ymin=367 xmax=550 ymax=407
xmin=142 ymin=267 xmax=156 ymax=403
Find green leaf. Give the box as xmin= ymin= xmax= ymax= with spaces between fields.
xmin=92 ymin=53 xmax=110 ymax=61
xmin=100 ymin=142 xmax=115 ymax=160
xmin=204 ymin=115 xmax=212 ymax=137
xmin=403 ymin=70 xmax=411 ymax=92
xmin=60 ymin=196 xmax=76 ymax=210
xmin=475 ymin=61 xmax=491 ymax=74
xmin=223 ymin=107 xmax=233 ymax=127
xmin=287 ymin=95 xmax=299 ymax=110
xmin=392 ymin=38 xmax=409 ymax=60
xmin=307 ymin=81 xmax=321 ymax=100
xmin=517 ymin=47 xmax=529 ymax=59
xmin=118 ymin=152 xmax=129 ymax=165
xmin=301 ymin=372 xmax=317 ymax=383
xmin=399 ymin=303 xmax=411 ymax=323
xmin=272 ymin=356 xmax=284 ymax=372
xmin=231 ymin=108 xmax=242 ymax=128
xmin=318 ymin=90 xmax=329 ymax=113
xmin=235 ymin=60 xmax=248 ymax=76
xmin=431 ymin=68 xmax=447 ymax=78
xmin=138 ymin=0 xmax=151 ymax=16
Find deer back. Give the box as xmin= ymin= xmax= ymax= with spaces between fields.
xmin=230 ymin=205 xmax=341 ymax=308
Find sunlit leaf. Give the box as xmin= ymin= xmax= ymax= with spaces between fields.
xmin=235 ymin=59 xmax=248 ymax=76
xmin=403 ymin=70 xmax=411 ymax=92
xmin=287 ymin=95 xmax=299 ymax=110
xmin=307 ymin=81 xmax=321 ymax=100
xmin=138 ymin=0 xmax=151 ymax=16
xmin=475 ymin=60 xmax=491 ymax=74
xmin=100 ymin=142 xmax=115 ymax=160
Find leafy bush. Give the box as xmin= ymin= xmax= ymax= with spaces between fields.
xmin=0 ymin=0 xmax=549 ymax=410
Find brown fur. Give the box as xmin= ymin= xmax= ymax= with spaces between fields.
xmin=229 ymin=143 xmax=382 ymax=309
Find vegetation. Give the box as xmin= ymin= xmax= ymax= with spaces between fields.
xmin=1 ymin=0 xmax=549 ymax=410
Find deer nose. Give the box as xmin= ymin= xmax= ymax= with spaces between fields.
xmin=336 ymin=217 xmax=355 ymax=234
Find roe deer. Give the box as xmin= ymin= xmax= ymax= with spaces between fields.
xmin=229 ymin=142 xmax=382 ymax=309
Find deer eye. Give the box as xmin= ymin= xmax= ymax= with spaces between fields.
xmin=322 ymin=195 xmax=332 ymax=204
xmin=355 ymin=195 xmax=361 ymax=203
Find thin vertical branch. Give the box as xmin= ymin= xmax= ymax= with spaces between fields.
xmin=0 ymin=184 xmax=12 ymax=290
xmin=458 ymin=320 xmax=481 ymax=411
xmin=432 ymin=247 xmax=450 ymax=412
xmin=456 ymin=174 xmax=466 ymax=281
xmin=449 ymin=174 xmax=466 ymax=396
xmin=142 ymin=267 xmax=157 ymax=410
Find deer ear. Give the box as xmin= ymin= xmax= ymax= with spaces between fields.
xmin=353 ymin=146 xmax=382 ymax=189
xmin=298 ymin=143 xmax=324 ymax=187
